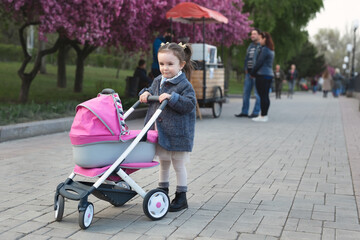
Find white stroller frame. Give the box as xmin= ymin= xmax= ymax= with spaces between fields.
xmin=54 ymin=89 xmax=169 ymax=229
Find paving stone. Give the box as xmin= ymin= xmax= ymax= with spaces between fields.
xmin=69 ymin=231 xmax=112 ymax=240
xmin=336 ymin=229 xmax=360 ymax=240
xmin=296 ymin=219 xmax=322 ymax=234
xmin=255 ymin=224 xmax=282 ymax=237
xmin=312 ymin=211 xmax=335 ymax=221
xmin=321 ymin=227 xmax=335 ymax=240
xmin=10 ymin=221 xmax=48 ymax=234
xmin=281 ymin=231 xmax=320 ymax=240
xmin=238 ymin=233 xmax=267 ymax=240
xmin=289 ymin=209 xmax=312 ymax=219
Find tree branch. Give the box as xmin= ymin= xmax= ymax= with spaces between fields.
xmin=29 ymin=36 xmax=62 ymax=78
xmin=18 ymin=22 xmax=40 ymax=78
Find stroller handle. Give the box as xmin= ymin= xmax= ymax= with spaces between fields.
xmin=130 ymin=96 xmax=168 ymax=111
xmin=147 ymin=96 xmax=160 ymax=102
xmin=147 ymin=96 xmax=168 ymax=110
xmin=150 ymin=96 xmax=168 ymax=110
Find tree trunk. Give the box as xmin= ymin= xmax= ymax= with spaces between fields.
xmin=57 ymin=39 xmax=70 ymax=88
xmin=17 ymin=23 xmax=61 ymax=103
xmin=19 ymin=75 xmax=32 ymax=103
xmin=70 ymin=41 xmax=97 ymax=93
xmin=74 ymin=53 xmax=85 ymax=92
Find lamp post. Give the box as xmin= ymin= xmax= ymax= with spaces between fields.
xmin=351 ymin=20 xmax=359 ymax=78
xmin=347 ymin=20 xmax=359 ymax=96
xmin=345 ymin=44 xmax=352 ymax=96
xmin=346 ymin=44 xmax=352 ymax=76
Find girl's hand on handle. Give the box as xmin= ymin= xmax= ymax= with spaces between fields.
xmin=140 ymin=91 xmax=151 ymax=103
xmin=159 ymin=93 xmax=171 ymax=103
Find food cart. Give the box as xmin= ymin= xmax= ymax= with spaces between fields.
xmin=166 ymin=2 xmax=228 ymax=118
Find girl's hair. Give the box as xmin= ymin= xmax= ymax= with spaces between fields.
xmin=261 ymin=32 xmax=275 ymax=51
xmin=158 ymin=42 xmax=193 ymax=80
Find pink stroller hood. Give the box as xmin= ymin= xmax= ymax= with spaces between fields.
xmin=69 ymin=93 xmax=128 ymax=145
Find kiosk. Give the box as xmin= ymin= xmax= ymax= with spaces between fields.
xmin=166 ymin=2 xmax=228 ymax=118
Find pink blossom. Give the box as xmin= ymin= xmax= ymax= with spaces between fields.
xmin=3 ymin=0 xmax=251 ymax=51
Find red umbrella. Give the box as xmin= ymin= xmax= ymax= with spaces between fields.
xmin=166 ymin=2 xmax=228 ymax=24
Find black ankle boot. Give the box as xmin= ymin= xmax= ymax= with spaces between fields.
xmin=157 ymin=187 xmax=169 ymax=195
xmin=169 ymin=192 xmax=188 ymax=212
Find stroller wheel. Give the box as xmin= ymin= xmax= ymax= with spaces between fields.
xmin=54 ymin=195 xmax=65 ymax=221
xmin=143 ymin=189 xmax=169 ymax=220
xmin=78 ymin=202 xmax=94 ymax=229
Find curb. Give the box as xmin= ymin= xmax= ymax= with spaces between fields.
xmin=0 ymin=108 xmax=147 ymax=143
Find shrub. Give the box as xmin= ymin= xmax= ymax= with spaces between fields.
xmin=0 ymin=43 xmax=23 ymax=62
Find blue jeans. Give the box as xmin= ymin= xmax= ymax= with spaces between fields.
xmin=241 ymin=73 xmax=260 ymax=115
xmin=288 ymin=81 xmax=295 ymax=96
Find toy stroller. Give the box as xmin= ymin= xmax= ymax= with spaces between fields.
xmin=54 ymin=89 xmax=169 ymax=229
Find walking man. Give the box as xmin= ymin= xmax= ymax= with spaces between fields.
xmin=235 ymin=28 xmax=261 ymax=118
xmin=274 ymin=64 xmax=285 ymax=99
xmin=286 ymin=64 xmax=298 ymax=99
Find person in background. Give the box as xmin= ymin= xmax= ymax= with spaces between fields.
xmin=322 ymin=68 xmax=333 ymax=98
xmin=235 ymin=28 xmax=261 ymax=118
xmin=286 ymin=64 xmax=298 ymax=99
xmin=310 ymin=77 xmax=318 ymax=93
xmin=251 ymin=32 xmax=275 ymax=122
xmin=151 ymin=29 xmax=174 ymax=78
xmin=133 ymin=59 xmax=152 ymax=92
xmin=332 ymin=68 xmax=344 ymax=97
xmin=273 ymin=64 xmax=285 ymax=99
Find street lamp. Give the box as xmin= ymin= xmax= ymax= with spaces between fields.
xmin=351 ymin=19 xmax=359 ymax=78
xmin=347 ymin=20 xmax=359 ymax=96
xmin=346 ymin=44 xmax=352 ymax=76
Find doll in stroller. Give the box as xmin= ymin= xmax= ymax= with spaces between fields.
xmin=54 ymin=89 xmax=170 ymax=229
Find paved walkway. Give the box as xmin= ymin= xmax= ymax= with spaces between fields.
xmin=0 ymin=92 xmax=360 ymax=240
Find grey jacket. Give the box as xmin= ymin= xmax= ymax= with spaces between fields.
xmin=139 ymin=72 xmax=196 ymax=152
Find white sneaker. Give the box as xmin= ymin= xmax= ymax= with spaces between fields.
xmin=252 ymin=116 xmax=268 ymax=122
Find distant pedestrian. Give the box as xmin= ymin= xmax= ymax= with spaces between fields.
xmin=133 ymin=59 xmax=152 ymax=92
xmin=332 ymin=68 xmax=344 ymax=97
xmin=235 ymin=28 xmax=261 ymax=118
xmin=151 ymin=29 xmax=174 ymax=78
xmin=251 ymin=32 xmax=275 ymax=122
xmin=310 ymin=77 xmax=318 ymax=93
xmin=286 ymin=64 xmax=298 ymax=99
xmin=322 ymin=68 xmax=333 ymax=98
xmin=318 ymin=76 xmax=324 ymax=91
xmin=273 ymin=64 xmax=285 ymax=99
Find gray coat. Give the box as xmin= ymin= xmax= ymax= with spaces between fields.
xmin=139 ymin=72 xmax=196 ymax=152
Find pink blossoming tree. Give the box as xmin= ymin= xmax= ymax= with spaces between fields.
xmin=2 ymin=0 xmax=251 ymax=102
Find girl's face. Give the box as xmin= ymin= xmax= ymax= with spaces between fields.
xmin=158 ymin=51 xmax=185 ymax=79
xmin=259 ymin=35 xmax=266 ymax=46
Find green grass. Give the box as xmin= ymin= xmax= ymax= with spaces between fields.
xmin=0 ymin=62 xmax=133 ymax=103
xmin=0 ymin=62 xmax=137 ymax=125
xmin=0 ymin=61 xmax=244 ymax=125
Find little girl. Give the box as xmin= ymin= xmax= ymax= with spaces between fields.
xmin=139 ymin=42 xmax=196 ymax=212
